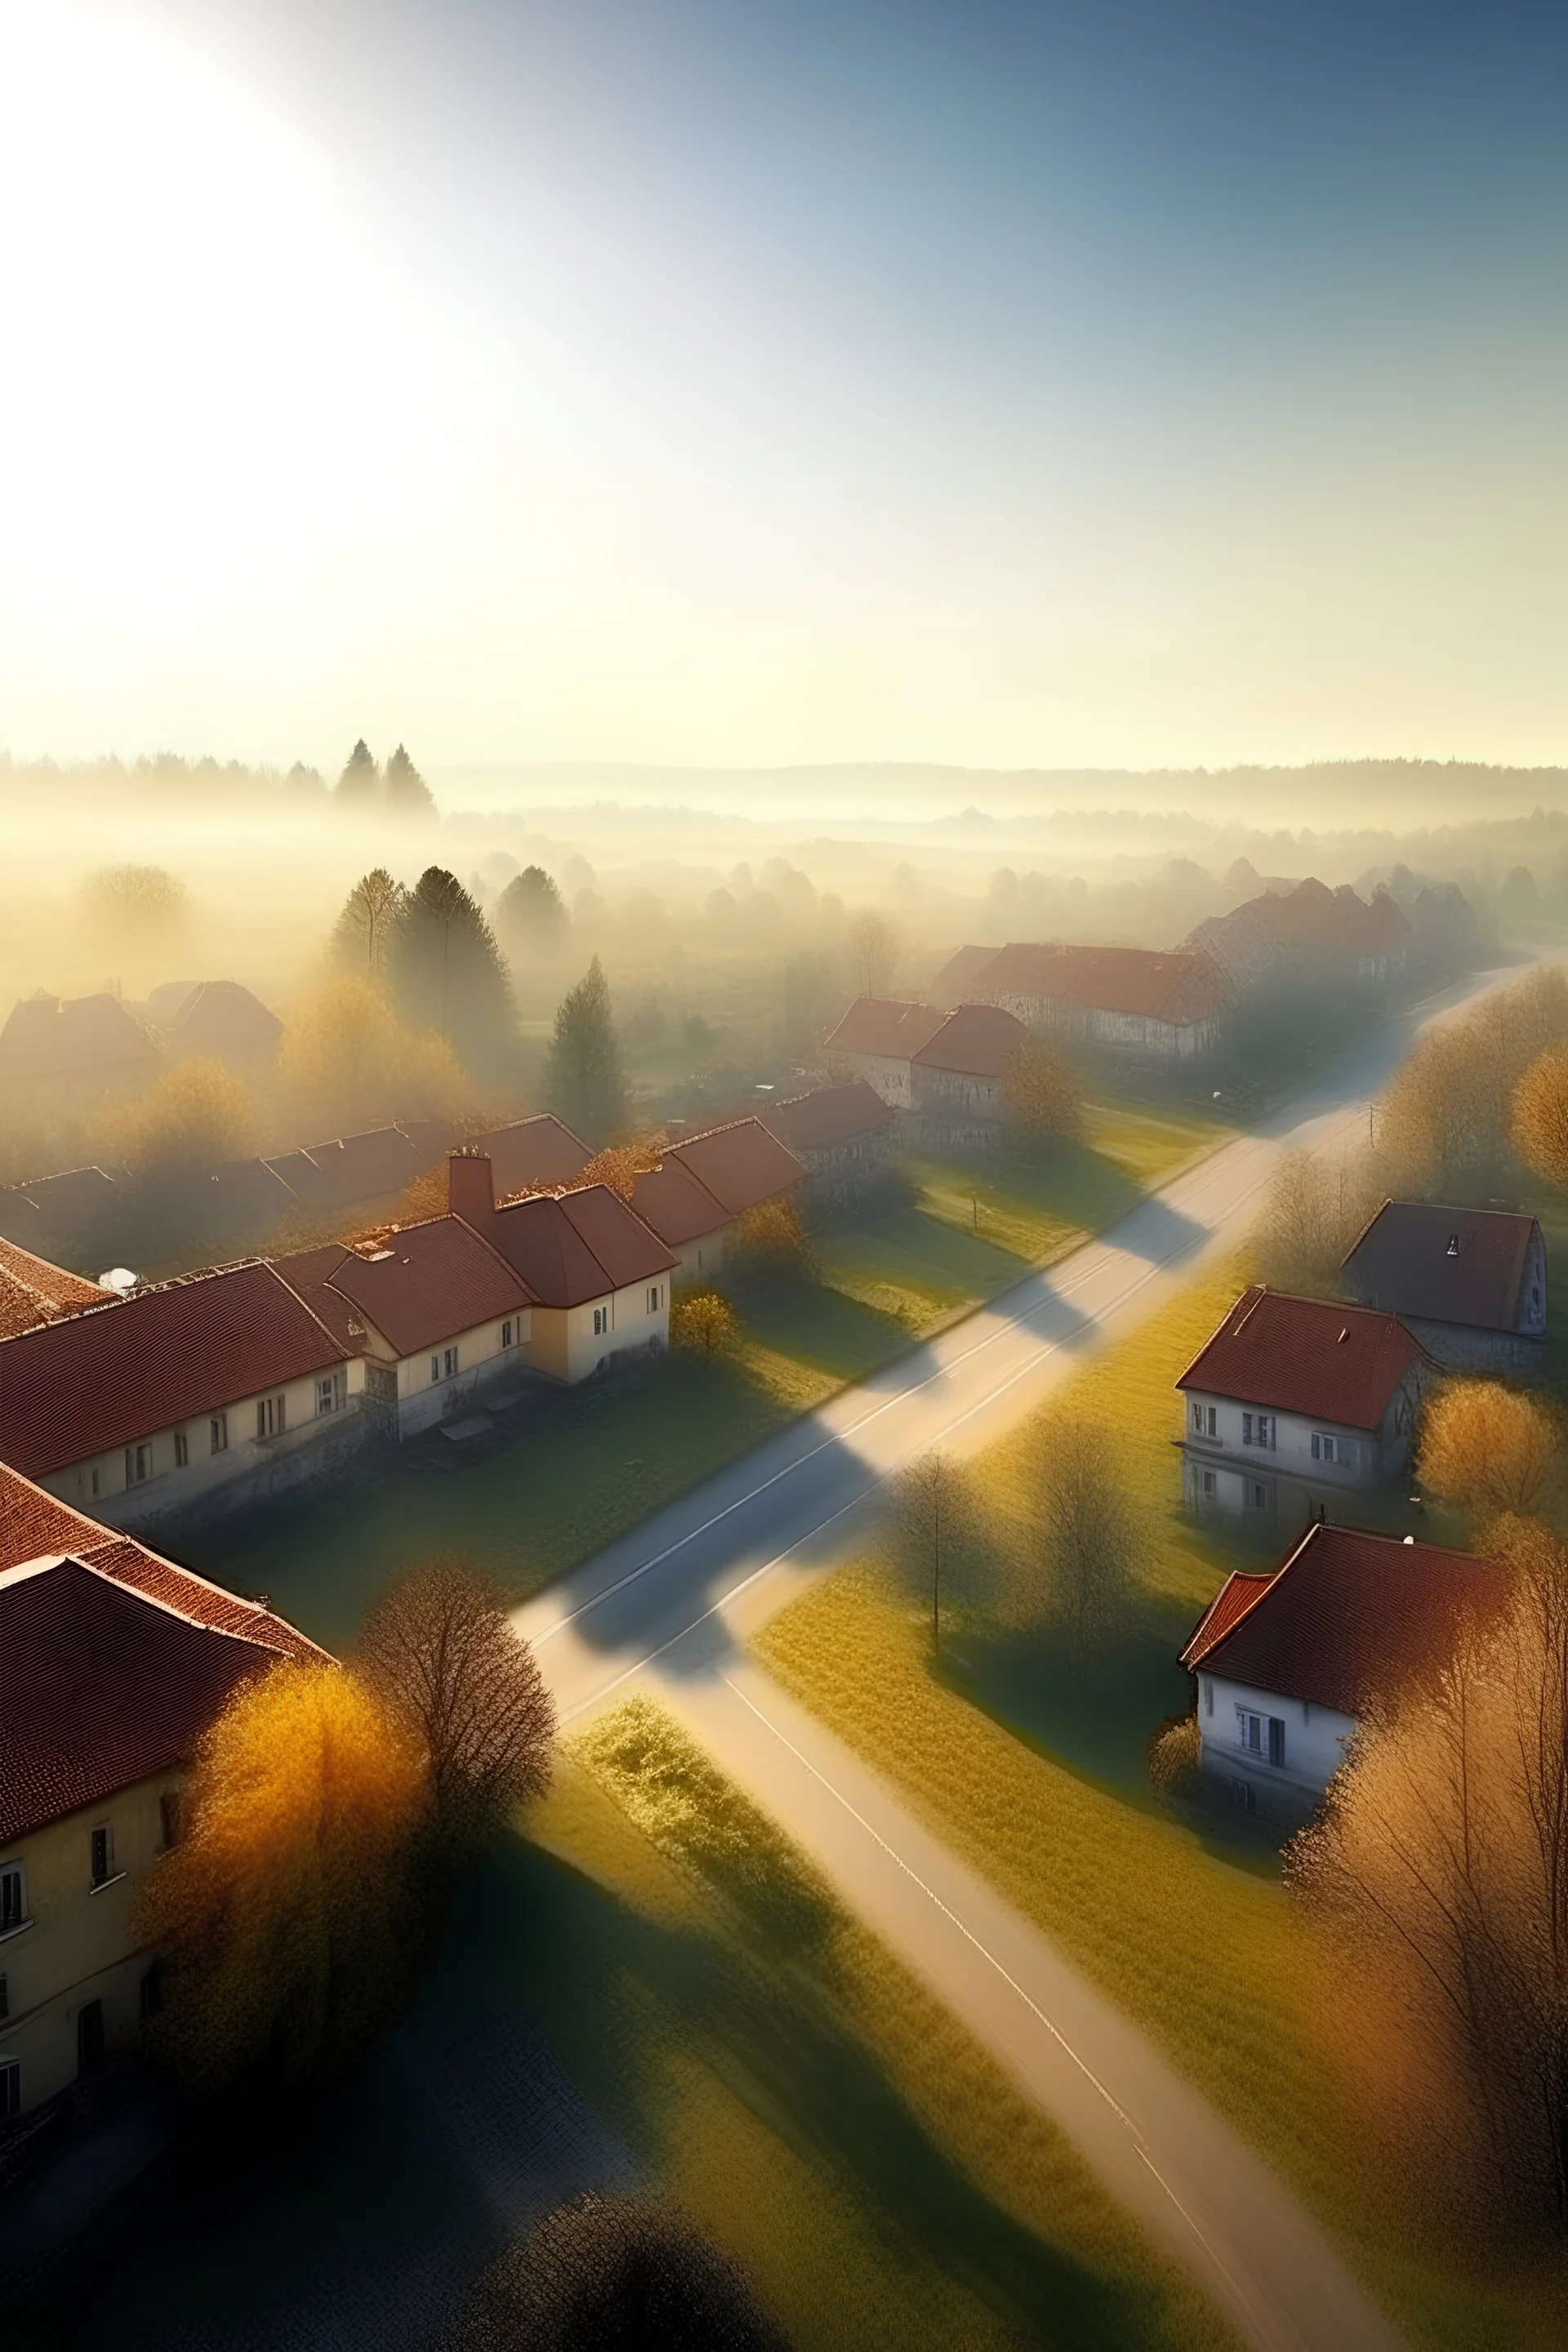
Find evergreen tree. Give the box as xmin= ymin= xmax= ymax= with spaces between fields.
xmin=384 ymin=742 xmax=437 ymax=818
xmin=496 ymin=864 xmax=569 ymax=960
xmin=390 ymin=866 xmax=513 ymax=1072
xmin=336 ymin=738 xmax=381 ymax=804
xmin=543 ymin=956 xmax=627 ymax=1144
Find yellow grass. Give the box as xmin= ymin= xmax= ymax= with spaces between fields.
xmin=755 ymin=1265 xmax=1568 ymax=2351
xmin=534 ymin=1701 xmax=1232 ymax=2352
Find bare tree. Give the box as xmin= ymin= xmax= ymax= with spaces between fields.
xmin=1287 ymin=1526 xmax=1568 ymax=2242
xmin=1252 ymin=1147 xmax=1379 ymax=1298
xmin=332 ymin=867 xmax=406 ymax=982
xmin=892 ymin=1450 xmax=971 ymax=1660
xmin=1032 ymin=1415 xmax=1137 ymax=1661
xmin=847 ymin=908 xmax=898 ymax=997
xmin=356 ymin=1558 xmax=555 ymax=1864
xmin=82 ymin=863 xmax=190 ymax=937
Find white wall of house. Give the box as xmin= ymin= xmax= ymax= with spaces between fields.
xmin=670 ymin=1225 xmax=728 ymax=1281
xmin=1196 ymin=1668 xmax=1356 ymax=1817
xmin=826 ymin=1049 xmax=915 ymax=1107
xmin=394 ymin=1308 xmax=531 ymax=1436
xmin=47 ymin=1358 xmax=367 ymax=1526
xmin=0 ymin=1767 xmax=179 ymax=2114
xmin=1180 ymin=1385 xmax=1414 ymax=1519
xmin=979 ymin=990 xmax=1221 ymax=1059
xmin=527 ymin=1277 xmax=670 ymax=1384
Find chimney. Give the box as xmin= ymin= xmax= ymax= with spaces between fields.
xmin=447 ymin=1151 xmax=496 ymax=1227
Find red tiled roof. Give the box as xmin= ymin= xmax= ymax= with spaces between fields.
xmin=1341 ymin=1201 xmax=1541 ymax=1334
xmin=1179 ymin=1522 xmax=1503 ymax=1717
xmin=823 ymin=998 xmax=949 ymax=1060
xmin=0 ymin=1454 xmax=322 ymax=1841
xmin=666 ymin=1119 xmax=804 ymax=1218
xmin=1 ymin=1558 xmax=307 ymax=1845
xmin=912 ymin=1002 xmax=1028 ymax=1080
xmin=1175 ymin=1285 xmax=1428 ymax=1430
xmin=165 ymin=980 xmax=283 ymax=1060
xmin=0 ymin=1238 xmax=102 ymax=1342
xmin=969 ymin=944 xmax=1230 ymax=1027
xmin=483 ymin=1185 xmax=676 ymax=1308
xmin=475 ymin=1115 xmax=593 ymax=1202
xmin=265 ymin=1127 xmax=426 ymax=1213
xmin=929 ymin=945 xmax=1005 ymax=1008
xmin=0 ymin=1261 xmax=350 ymax=1478
xmin=764 ymin=1080 xmax=894 ymax=1153
xmin=1183 ymin=880 xmax=1413 ymax=981
xmin=0 ymin=993 xmax=163 ymax=1080
xmin=275 ymin=1218 xmax=533 ymax=1358
xmin=628 ymin=1157 xmax=730 ymax=1248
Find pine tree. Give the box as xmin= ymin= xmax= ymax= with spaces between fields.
xmin=390 ymin=866 xmax=513 ymax=1072
xmin=384 ymin=742 xmax=437 ymax=818
xmin=336 ymin=738 xmax=381 ymax=804
xmin=496 ymin=865 xmax=569 ymax=960
xmin=543 ymin=956 xmax=627 ymax=1144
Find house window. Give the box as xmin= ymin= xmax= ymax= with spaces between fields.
xmin=124 ymin=1443 xmax=152 ymax=1486
xmin=90 ymin=1825 xmax=114 ymax=1886
xmin=1200 ymin=1468 xmax=1217 ymax=1499
xmin=501 ymin=1319 xmax=514 ymax=1348
xmin=443 ymin=1347 xmax=458 ymax=1379
xmin=316 ymin=1370 xmax=345 ymax=1416
xmin=430 ymin=1354 xmax=440 ymax=1383
xmin=1241 ymin=1413 xmax=1275 ymax=1450
xmin=0 ymin=2060 xmax=18 ymax=2119
xmin=174 ymin=1430 xmax=189 ymax=1468
xmin=1250 ymin=1482 xmax=1267 ymax=1509
xmin=90 ymin=1468 xmax=100 ymax=1498
xmin=594 ymin=1305 xmax=609 ymax=1336
xmin=256 ymin=1395 xmax=285 ymax=1440
xmin=647 ymin=1285 xmax=662 ymax=1314
xmin=1190 ymin=1401 xmax=1217 ymax=1438
xmin=1311 ymin=1432 xmax=1358 ymax=1470
xmin=1236 ymin=1708 xmax=1285 ymax=1766
xmin=160 ymin=1793 xmax=180 ymax=1850
xmin=0 ymin=1864 xmax=25 ymax=1935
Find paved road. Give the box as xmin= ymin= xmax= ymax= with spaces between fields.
xmin=515 ymin=959 xmax=1534 ymax=2351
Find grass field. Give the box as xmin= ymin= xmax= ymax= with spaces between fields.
xmin=755 ymin=1266 xmax=1568 ymax=2350
xmin=185 ymin=1098 xmax=1227 ymax=1652
xmin=540 ymin=1696 xmax=1231 ymax=2352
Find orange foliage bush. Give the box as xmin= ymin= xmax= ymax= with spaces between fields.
xmin=1416 ymin=1379 xmax=1560 ymax=1522
xmin=139 ymin=1662 xmax=429 ymax=2089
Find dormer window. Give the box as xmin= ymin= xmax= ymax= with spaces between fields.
xmin=1446 ymin=1234 xmax=1460 ymax=1257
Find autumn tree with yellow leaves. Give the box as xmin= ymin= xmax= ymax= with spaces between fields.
xmin=276 ymin=974 xmax=466 ymax=1135
xmin=1415 ymin=1379 xmax=1561 ymax=1524
xmin=139 ymin=1662 xmax=430 ymax=2091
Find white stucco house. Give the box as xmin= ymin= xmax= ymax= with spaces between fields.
xmin=1175 ymin=1285 xmax=1436 ymax=1538
xmin=1179 ymin=1521 xmax=1503 ymax=1826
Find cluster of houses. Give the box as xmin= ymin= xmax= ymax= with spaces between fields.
xmin=0 ymin=982 xmax=283 ymax=1116
xmin=1174 ymin=1197 xmax=1546 ymax=1824
xmin=0 ymin=1108 xmax=813 ymax=1533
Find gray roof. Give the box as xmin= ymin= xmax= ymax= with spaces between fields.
xmin=1340 ymin=1200 xmax=1542 ymax=1334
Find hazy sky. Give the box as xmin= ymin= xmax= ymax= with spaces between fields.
xmin=2 ymin=0 xmax=1566 ymax=775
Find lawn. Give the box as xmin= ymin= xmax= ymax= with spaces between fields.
xmin=755 ymin=1265 xmax=1568 ymax=2350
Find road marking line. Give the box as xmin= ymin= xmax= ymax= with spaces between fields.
xmin=713 ymin=1672 xmax=1276 ymax=2346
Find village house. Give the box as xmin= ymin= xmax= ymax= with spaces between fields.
xmin=909 ymin=1003 xmax=1030 ymax=1130
xmin=0 ymin=1166 xmax=127 ymax=1261
xmin=262 ymin=1124 xmax=447 ymax=1226
xmin=154 ymin=979 xmax=283 ymax=1070
xmin=0 ymin=992 xmax=163 ymax=1112
xmin=0 ymin=1237 xmax=103 ymax=1343
xmin=822 ymin=998 xmax=950 ymax=1106
xmin=273 ymin=1218 xmax=533 ymax=1438
xmin=0 ymin=1463 xmax=320 ymax=2122
xmin=1181 ymin=877 xmax=1410 ymax=996
xmin=445 ymin=1154 xmax=676 ymax=1382
xmin=951 ymin=943 xmax=1231 ymax=1061
xmin=1178 ymin=1521 xmax=1501 ymax=1826
xmin=633 ymin=1118 xmax=805 ymax=1277
xmin=1339 ymin=1200 xmax=1547 ymax=1372
xmin=1175 ymin=1285 xmax=1435 ymax=1532
xmin=761 ymin=1080 xmax=896 ymax=1210
xmin=0 ymin=1261 xmax=363 ymax=1526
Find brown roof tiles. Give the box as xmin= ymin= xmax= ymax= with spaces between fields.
xmin=969 ymin=943 xmax=1230 ymax=1027
xmin=1176 ymin=1285 xmax=1428 ymax=1431
xmin=0 ymin=1238 xmax=103 ymax=1343
xmin=823 ymin=998 xmax=950 ymax=1060
xmin=666 ymin=1118 xmax=804 ymax=1218
xmin=0 ymin=993 xmax=163 ymax=1081
xmin=1180 ymin=1522 xmax=1503 ymax=1718
xmin=912 ymin=1002 xmax=1028 ymax=1080
xmin=763 ymin=1080 xmax=894 ymax=1153
xmin=274 ymin=1218 xmax=533 ymax=1358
